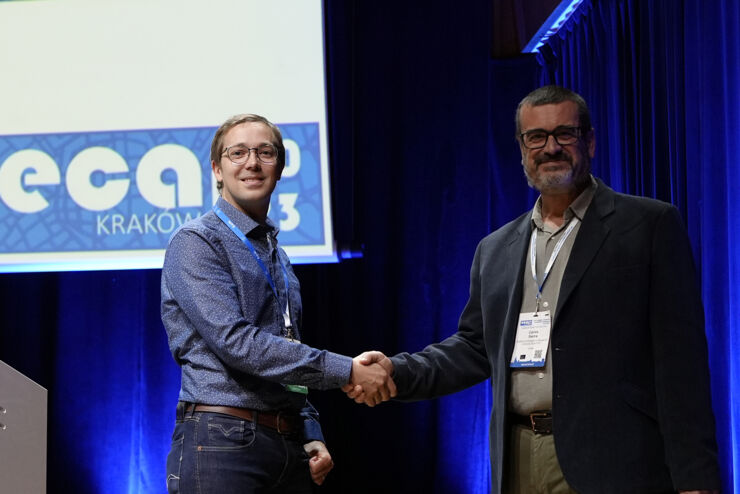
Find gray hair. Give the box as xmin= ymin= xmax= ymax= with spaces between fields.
xmin=515 ymin=85 xmax=592 ymax=135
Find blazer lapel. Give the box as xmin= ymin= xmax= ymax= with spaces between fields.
xmin=555 ymin=180 xmax=615 ymax=321
xmin=501 ymin=215 xmax=533 ymax=352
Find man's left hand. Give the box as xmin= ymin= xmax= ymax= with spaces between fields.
xmin=304 ymin=440 xmax=334 ymax=485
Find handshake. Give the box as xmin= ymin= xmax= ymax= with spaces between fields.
xmin=341 ymin=351 xmax=396 ymax=407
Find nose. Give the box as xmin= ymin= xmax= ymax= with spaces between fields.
xmin=245 ymin=148 xmax=260 ymax=168
xmin=542 ymin=133 xmax=563 ymax=154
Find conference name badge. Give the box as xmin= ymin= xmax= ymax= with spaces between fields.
xmin=510 ymin=311 xmax=551 ymax=368
xmin=284 ymin=384 xmax=308 ymax=394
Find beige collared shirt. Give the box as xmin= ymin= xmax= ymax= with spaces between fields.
xmin=509 ymin=176 xmax=598 ymax=415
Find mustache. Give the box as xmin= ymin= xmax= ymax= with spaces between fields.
xmin=535 ymin=152 xmax=572 ymax=166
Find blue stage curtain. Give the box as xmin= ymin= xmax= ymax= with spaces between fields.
xmin=0 ymin=2 xmax=500 ymax=493
xmin=536 ymin=0 xmax=740 ymax=490
xmin=2 ymin=2 xmax=737 ymax=493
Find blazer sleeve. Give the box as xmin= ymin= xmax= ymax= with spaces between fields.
xmin=390 ymin=241 xmax=491 ymax=401
xmin=650 ymin=206 xmax=721 ymax=489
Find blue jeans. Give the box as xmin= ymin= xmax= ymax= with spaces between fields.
xmin=166 ymin=405 xmax=313 ymax=494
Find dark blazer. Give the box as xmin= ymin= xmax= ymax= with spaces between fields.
xmin=391 ymin=180 xmax=720 ymax=493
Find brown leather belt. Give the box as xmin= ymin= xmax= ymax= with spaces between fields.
xmin=192 ymin=404 xmax=301 ymax=435
xmin=510 ymin=410 xmax=553 ymax=434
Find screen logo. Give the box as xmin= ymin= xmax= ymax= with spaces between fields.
xmin=0 ymin=122 xmax=330 ymax=270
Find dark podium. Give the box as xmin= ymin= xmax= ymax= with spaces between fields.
xmin=0 ymin=360 xmax=47 ymax=493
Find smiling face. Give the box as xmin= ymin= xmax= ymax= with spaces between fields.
xmin=518 ymin=101 xmax=595 ymax=195
xmin=212 ymin=121 xmax=283 ymax=221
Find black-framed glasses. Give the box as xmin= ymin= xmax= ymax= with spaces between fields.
xmin=519 ymin=126 xmax=583 ymax=149
xmin=222 ymin=143 xmax=278 ymax=165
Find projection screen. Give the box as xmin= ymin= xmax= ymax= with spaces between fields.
xmin=0 ymin=0 xmax=335 ymax=272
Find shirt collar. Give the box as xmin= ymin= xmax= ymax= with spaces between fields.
xmin=215 ymin=197 xmax=279 ymax=239
xmin=531 ymin=175 xmax=598 ymax=231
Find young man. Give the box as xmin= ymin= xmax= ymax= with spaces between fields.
xmin=162 ymin=114 xmax=395 ymax=493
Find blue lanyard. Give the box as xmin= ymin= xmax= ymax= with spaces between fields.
xmin=213 ymin=204 xmax=294 ymax=333
xmin=529 ymin=217 xmax=578 ymax=311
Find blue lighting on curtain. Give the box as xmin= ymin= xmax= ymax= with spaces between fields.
xmin=50 ymin=270 xmax=178 ymax=494
xmin=535 ymin=0 xmax=740 ymax=490
xmin=522 ymin=0 xmax=587 ymax=54
xmin=3 ymin=2 xmax=738 ymax=493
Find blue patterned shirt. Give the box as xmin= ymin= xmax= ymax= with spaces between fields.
xmin=161 ymin=197 xmax=352 ymax=442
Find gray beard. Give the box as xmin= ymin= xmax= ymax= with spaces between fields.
xmin=524 ymin=162 xmax=590 ymax=194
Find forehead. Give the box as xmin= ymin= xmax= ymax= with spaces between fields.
xmin=519 ymin=101 xmax=580 ymax=132
xmin=223 ymin=121 xmax=275 ymax=145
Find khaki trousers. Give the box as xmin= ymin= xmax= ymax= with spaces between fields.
xmin=504 ymin=424 xmax=579 ymax=494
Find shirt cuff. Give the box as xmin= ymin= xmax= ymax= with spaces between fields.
xmin=302 ymin=417 xmax=325 ymax=443
xmin=322 ymin=351 xmax=353 ymax=388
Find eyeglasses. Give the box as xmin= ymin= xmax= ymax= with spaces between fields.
xmin=519 ymin=126 xmax=583 ymax=150
xmin=222 ymin=143 xmax=278 ymax=165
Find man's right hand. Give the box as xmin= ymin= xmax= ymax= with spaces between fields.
xmin=343 ymin=351 xmax=396 ymax=406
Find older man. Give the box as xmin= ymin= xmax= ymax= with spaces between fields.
xmin=350 ymin=86 xmax=720 ymax=493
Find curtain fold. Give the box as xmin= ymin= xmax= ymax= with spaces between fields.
xmin=537 ymin=1 xmax=740 ymax=490
xmin=1 ymin=2 xmax=738 ymax=492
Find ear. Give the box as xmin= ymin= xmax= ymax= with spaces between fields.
xmin=517 ymin=136 xmax=527 ymax=160
xmin=211 ymin=160 xmax=223 ymax=182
